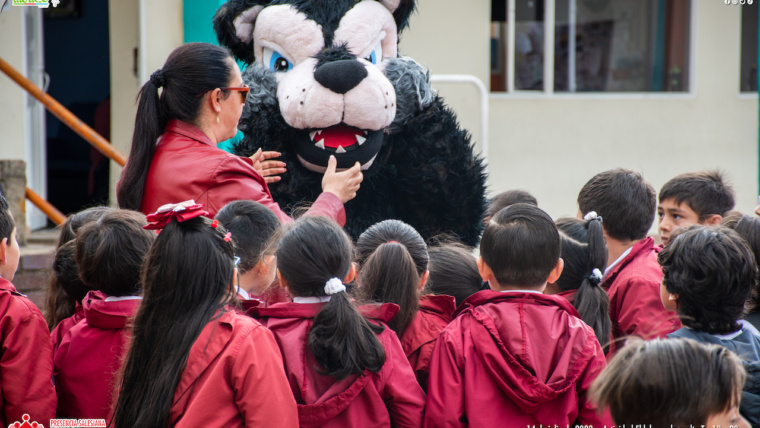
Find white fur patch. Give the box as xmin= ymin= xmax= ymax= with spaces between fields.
xmin=253 ymin=5 xmax=324 ymax=66
xmin=233 ymin=6 xmax=263 ymax=44
xmin=277 ymin=58 xmax=344 ymax=129
xmin=334 ymin=1 xmax=398 ymax=61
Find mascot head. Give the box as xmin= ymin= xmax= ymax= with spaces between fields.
xmin=214 ymin=0 xmax=417 ymax=173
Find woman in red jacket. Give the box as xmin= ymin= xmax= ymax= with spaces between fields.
xmin=250 ymin=216 xmax=425 ymax=428
xmin=117 ymin=42 xmax=362 ymax=223
xmin=111 ymin=202 xmax=297 ymax=427
xmin=354 ymin=220 xmax=456 ymax=391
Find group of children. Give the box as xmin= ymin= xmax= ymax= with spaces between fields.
xmin=0 ymin=168 xmax=759 ymax=427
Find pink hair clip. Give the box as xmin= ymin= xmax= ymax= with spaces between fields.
xmin=387 ymin=240 xmax=400 ymax=244
xmin=223 ymin=232 xmax=232 ymax=242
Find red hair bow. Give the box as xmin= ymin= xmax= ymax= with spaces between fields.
xmin=144 ymin=200 xmax=210 ymax=230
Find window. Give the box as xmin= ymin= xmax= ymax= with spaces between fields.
xmin=491 ymin=0 xmax=692 ymax=93
xmin=740 ymin=2 xmax=758 ymax=92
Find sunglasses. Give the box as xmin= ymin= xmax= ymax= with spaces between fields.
xmin=195 ymin=84 xmax=250 ymax=104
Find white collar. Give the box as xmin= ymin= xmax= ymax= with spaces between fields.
xmin=104 ymin=295 xmax=143 ymax=302
xmin=499 ymin=290 xmax=542 ymax=294
xmin=236 ymin=286 xmax=251 ymax=300
xmin=604 ymin=246 xmax=633 ymax=277
xmin=292 ymin=296 xmax=332 ymax=304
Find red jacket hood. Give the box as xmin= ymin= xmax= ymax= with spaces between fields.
xmin=400 ymin=294 xmax=455 ymax=356
xmin=454 ymin=290 xmax=599 ymax=412
xmin=83 ymin=290 xmax=141 ymax=330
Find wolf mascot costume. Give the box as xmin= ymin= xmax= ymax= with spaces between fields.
xmin=214 ymin=0 xmax=487 ymax=245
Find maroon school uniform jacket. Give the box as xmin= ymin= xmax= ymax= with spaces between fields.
xmin=0 ymin=277 xmax=56 ymax=426
xmin=50 ymin=301 xmax=85 ymax=353
xmin=54 ymin=291 xmax=140 ymax=418
xmin=603 ymin=237 xmax=681 ymax=355
xmin=169 ymin=310 xmax=298 ymax=427
xmin=134 ymin=119 xmax=345 ymax=223
xmin=400 ymin=294 xmax=456 ymax=390
xmin=423 ymin=290 xmax=612 ymax=428
xmin=250 ymin=301 xmax=426 ymax=428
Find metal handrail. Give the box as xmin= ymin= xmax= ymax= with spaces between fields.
xmin=25 ymin=187 xmax=65 ymax=226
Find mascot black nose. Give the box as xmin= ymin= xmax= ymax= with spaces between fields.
xmin=314 ymin=60 xmax=368 ymax=94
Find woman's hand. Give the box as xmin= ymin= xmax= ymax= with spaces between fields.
xmin=250 ymin=148 xmax=287 ymax=184
xmin=321 ymin=155 xmax=363 ymax=203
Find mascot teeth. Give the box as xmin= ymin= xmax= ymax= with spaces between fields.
xmin=309 ymin=131 xmax=318 ymax=141
xmin=335 ymin=145 xmax=346 ymax=153
xmin=315 ymin=139 xmax=325 ymax=149
xmin=356 ymin=135 xmax=366 ymax=145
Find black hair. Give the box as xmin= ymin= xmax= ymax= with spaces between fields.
xmin=215 ymin=200 xmax=280 ymax=274
xmin=52 ymin=241 xmax=90 ymax=305
xmin=480 ymin=203 xmax=560 ymax=287
xmin=485 ymin=189 xmax=538 ymax=218
xmin=0 ymin=193 xmax=13 ymax=242
xmin=75 ymin=209 xmax=154 ymax=297
xmin=722 ymin=212 xmax=760 ymax=315
xmin=578 ymin=168 xmax=656 ymax=242
xmin=658 ymin=225 xmax=757 ymax=334
xmin=355 ymin=220 xmax=428 ymax=336
xmin=276 ymin=216 xmax=386 ymax=380
xmin=659 ymin=171 xmax=735 ymax=220
xmin=555 ymin=217 xmax=611 ymax=348
xmin=117 ymin=43 xmax=235 ymax=211
xmin=111 ymin=216 xmax=236 ymax=427
xmin=45 ymin=206 xmax=113 ymax=329
xmin=426 ymin=242 xmax=482 ymax=307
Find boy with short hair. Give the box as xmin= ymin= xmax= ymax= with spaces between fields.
xmin=483 ymin=189 xmax=538 ymax=226
xmin=659 ymin=225 xmax=760 ymax=425
xmin=424 ymin=203 xmax=611 ymax=427
xmin=577 ymin=168 xmax=680 ymax=353
xmin=657 ymin=170 xmax=735 ymax=246
xmin=0 ymin=194 xmax=56 ymax=424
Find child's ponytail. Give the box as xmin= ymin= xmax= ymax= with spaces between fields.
xmin=358 ymin=242 xmax=420 ymax=336
xmin=556 ymin=216 xmax=611 ymax=348
xmin=277 ymin=217 xmax=386 ymax=380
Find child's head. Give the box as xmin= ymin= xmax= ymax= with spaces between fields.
xmin=658 ymin=171 xmax=735 ymax=246
xmin=553 ymin=216 xmax=611 ymax=347
xmin=355 ymin=220 xmax=428 ymax=336
xmin=52 ymin=241 xmax=90 ymax=304
xmin=722 ymin=212 xmax=760 ymax=314
xmin=57 ymin=206 xmax=114 ymax=247
xmin=75 ymin=209 xmax=155 ymax=296
xmin=485 ymin=190 xmax=538 ymax=226
xmin=427 ymin=242 xmax=483 ymax=307
xmin=0 ymin=194 xmax=19 ymax=281
xmin=215 ymin=200 xmax=281 ymax=294
xmin=591 ymin=337 xmax=748 ymax=428
xmin=577 ymin=168 xmax=656 ymax=243
xmin=276 ymin=216 xmax=386 ymax=380
xmin=658 ymin=225 xmax=757 ymax=334
xmin=479 ymin=203 xmax=562 ymax=290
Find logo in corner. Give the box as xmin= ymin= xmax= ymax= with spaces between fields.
xmin=10 ymin=0 xmax=54 ymax=8
xmin=8 ymin=414 xmax=44 ymax=428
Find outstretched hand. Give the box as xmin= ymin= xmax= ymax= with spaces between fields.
xmin=321 ymin=156 xmax=363 ymax=203
xmin=250 ymin=148 xmax=287 ymax=184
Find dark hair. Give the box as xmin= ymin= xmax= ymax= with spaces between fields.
xmin=578 ymin=168 xmax=656 ymax=241
xmin=111 ymin=216 xmax=236 ymax=427
xmin=75 ymin=209 xmax=154 ymax=296
xmin=658 ymin=225 xmax=757 ymax=334
xmin=485 ymin=190 xmax=538 ymax=218
xmin=591 ymin=337 xmax=745 ymax=427
xmin=52 ymin=241 xmax=90 ymax=305
xmin=659 ymin=171 xmax=735 ymax=220
xmin=45 ymin=206 xmax=113 ymax=329
xmin=355 ymin=220 xmax=428 ymax=336
xmin=723 ymin=212 xmax=760 ymax=314
xmin=0 ymin=194 xmax=13 ymax=242
xmin=277 ymin=216 xmax=386 ymax=380
xmin=480 ymin=203 xmax=560 ymax=287
xmin=215 ymin=200 xmax=280 ymax=274
xmin=426 ymin=243 xmax=482 ymax=307
xmin=554 ymin=217 xmax=611 ymax=348
xmin=118 ymin=43 xmax=235 ymax=211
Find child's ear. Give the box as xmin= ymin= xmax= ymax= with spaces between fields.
xmin=546 ymin=258 xmax=565 ymax=284
xmin=343 ymin=262 xmax=357 ymax=284
xmin=477 ymin=257 xmax=492 ymax=283
xmin=255 ymin=255 xmax=275 ymax=275
xmin=0 ymin=237 xmax=7 ymax=266
xmin=419 ymin=270 xmax=429 ymax=291
xmin=703 ymin=214 xmax=723 ymax=226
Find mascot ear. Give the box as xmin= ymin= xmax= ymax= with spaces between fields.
xmin=378 ymin=0 xmax=416 ymax=32
xmin=213 ymin=0 xmax=267 ymax=65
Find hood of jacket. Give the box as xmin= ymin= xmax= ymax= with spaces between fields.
xmin=455 ymin=289 xmax=599 ymax=413
xmin=82 ymin=290 xmax=141 ymax=330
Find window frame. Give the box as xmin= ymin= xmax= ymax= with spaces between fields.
xmin=491 ymin=0 xmax=697 ymax=98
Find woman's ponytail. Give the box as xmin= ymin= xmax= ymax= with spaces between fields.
xmin=573 ymin=215 xmax=611 ymax=349
xmin=358 ymin=242 xmax=420 ymax=337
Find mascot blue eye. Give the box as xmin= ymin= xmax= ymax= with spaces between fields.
xmin=365 ymin=41 xmax=383 ymax=65
xmin=263 ymin=47 xmax=293 ymax=72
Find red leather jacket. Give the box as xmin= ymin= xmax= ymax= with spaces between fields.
xmin=133 ymin=120 xmax=346 ymax=223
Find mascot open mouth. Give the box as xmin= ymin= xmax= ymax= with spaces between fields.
xmin=295 ymin=124 xmax=383 ymax=172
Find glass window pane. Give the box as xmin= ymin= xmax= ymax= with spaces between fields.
xmin=740 ymin=2 xmax=758 ymax=93
xmin=515 ymin=0 xmax=545 ymax=90
xmin=554 ymin=0 xmax=691 ymax=92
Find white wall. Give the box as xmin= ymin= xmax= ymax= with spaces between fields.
xmin=0 ymin=6 xmax=29 ymax=161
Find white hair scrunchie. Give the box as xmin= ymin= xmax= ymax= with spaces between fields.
xmin=583 ymin=211 xmax=598 ymax=221
xmin=324 ymin=277 xmax=346 ymax=295
xmin=591 ymin=268 xmax=603 ymax=282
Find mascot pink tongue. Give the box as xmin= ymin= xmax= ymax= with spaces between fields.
xmin=214 ymin=0 xmax=488 ymax=246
